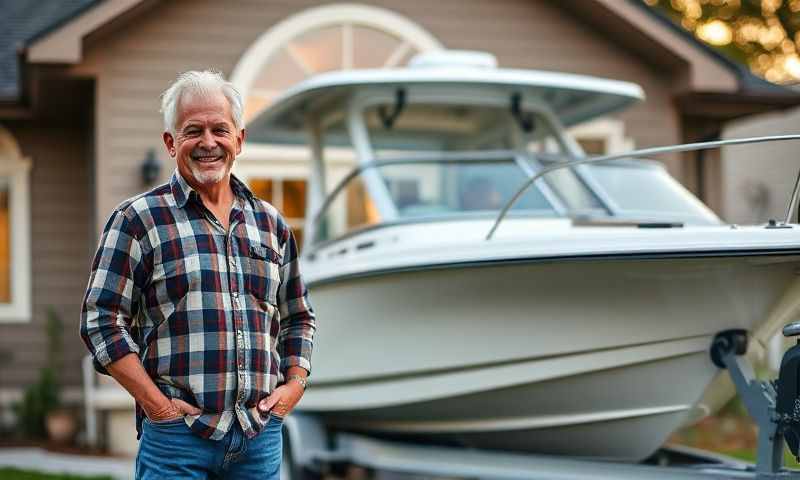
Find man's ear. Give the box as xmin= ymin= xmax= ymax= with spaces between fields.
xmin=236 ymin=129 xmax=246 ymax=155
xmin=163 ymin=132 xmax=176 ymax=157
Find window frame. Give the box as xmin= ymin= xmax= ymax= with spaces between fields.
xmin=230 ymin=3 xmax=443 ymax=106
xmin=0 ymin=127 xmax=32 ymax=323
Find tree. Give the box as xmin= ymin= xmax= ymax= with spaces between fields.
xmin=645 ymin=0 xmax=800 ymax=84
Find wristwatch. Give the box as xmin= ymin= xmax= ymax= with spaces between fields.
xmin=287 ymin=374 xmax=308 ymax=390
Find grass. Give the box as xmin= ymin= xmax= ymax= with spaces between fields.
xmin=670 ymin=395 xmax=800 ymax=469
xmin=0 ymin=468 xmax=113 ymax=480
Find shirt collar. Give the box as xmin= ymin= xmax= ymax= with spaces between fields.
xmin=170 ymin=168 xmax=257 ymax=209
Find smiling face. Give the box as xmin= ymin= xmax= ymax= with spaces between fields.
xmin=163 ymin=89 xmax=245 ymax=189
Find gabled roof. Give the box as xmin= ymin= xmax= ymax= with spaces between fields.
xmin=0 ymin=0 xmax=98 ymax=101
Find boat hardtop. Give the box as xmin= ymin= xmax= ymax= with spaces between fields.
xmin=246 ymin=50 xmax=645 ymax=145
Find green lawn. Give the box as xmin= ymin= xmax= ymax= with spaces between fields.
xmin=670 ymin=396 xmax=800 ymax=469
xmin=0 ymin=468 xmax=114 ymax=480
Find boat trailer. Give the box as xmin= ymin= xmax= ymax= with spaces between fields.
xmin=710 ymin=325 xmax=800 ymax=479
xmin=277 ymin=327 xmax=800 ymax=480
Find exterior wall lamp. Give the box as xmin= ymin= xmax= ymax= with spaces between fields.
xmin=141 ymin=149 xmax=161 ymax=185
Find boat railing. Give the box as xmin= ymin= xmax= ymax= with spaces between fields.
xmin=485 ymin=134 xmax=800 ymax=240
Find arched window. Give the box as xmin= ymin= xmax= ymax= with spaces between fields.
xmin=230 ymin=4 xmax=443 ymax=248
xmin=0 ymin=125 xmax=31 ymax=322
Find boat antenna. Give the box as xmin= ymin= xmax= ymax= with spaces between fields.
xmin=377 ymin=89 xmax=406 ymax=129
xmin=510 ymin=92 xmax=535 ymax=133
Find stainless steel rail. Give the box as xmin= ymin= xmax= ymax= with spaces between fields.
xmin=485 ymin=134 xmax=800 ymax=240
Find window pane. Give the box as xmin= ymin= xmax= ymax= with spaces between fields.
xmin=380 ymin=161 xmax=553 ymax=216
xmin=249 ymin=178 xmax=274 ymax=203
xmin=292 ymin=227 xmax=304 ymax=253
xmin=316 ymin=176 xmax=381 ymax=243
xmin=252 ymin=47 xmax=309 ymax=92
xmin=352 ymin=26 xmax=402 ymax=69
xmin=0 ymin=180 xmax=10 ymax=303
xmin=587 ymin=162 xmax=718 ymax=224
xmin=291 ymin=26 xmax=343 ymax=74
xmin=246 ymin=47 xmax=310 ymax=122
xmin=346 ymin=177 xmax=381 ymax=229
xmin=577 ymin=138 xmax=607 ymax=155
xmin=527 ymin=123 xmax=603 ymax=213
xmin=282 ymin=180 xmax=307 ymax=218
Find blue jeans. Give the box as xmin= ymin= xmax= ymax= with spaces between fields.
xmin=135 ymin=413 xmax=283 ymax=479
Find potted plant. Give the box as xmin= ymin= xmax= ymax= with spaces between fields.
xmin=14 ymin=308 xmax=76 ymax=444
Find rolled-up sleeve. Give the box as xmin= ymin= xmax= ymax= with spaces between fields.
xmin=277 ymin=228 xmax=316 ymax=375
xmin=80 ymin=208 xmax=148 ymax=374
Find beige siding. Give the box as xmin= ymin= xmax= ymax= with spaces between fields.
xmin=72 ymin=0 xmax=686 ymax=235
xmin=721 ymin=106 xmax=800 ymax=224
xmin=0 ymin=124 xmax=93 ymax=389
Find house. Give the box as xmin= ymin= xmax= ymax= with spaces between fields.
xmin=719 ymin=102 xmax=800 ymax=226
xmin=1 ymin=0 xmax=798 ymax=452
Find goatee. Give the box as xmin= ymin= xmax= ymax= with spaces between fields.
xmin=190 ymin=163 xmax=229 ymax=185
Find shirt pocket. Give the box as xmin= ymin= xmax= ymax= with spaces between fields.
xmin=244 ymin=243 xmax=282 ymax=305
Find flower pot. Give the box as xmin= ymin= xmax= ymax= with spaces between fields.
xmin=46 ymin=409 xmax=77 ymax=444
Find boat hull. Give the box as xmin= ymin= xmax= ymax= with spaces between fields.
xmin=297 ymin=254 xmax=800 ymax=460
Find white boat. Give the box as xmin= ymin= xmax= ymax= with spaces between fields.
xmin=246 ymin=51 xmax=800 ymax=462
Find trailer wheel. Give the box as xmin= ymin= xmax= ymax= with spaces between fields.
xmin=282 ymin=429 xmax=322 ymax=480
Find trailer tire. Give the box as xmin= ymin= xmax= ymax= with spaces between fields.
xmin=282 ymin=429 xmax=322 ymax=480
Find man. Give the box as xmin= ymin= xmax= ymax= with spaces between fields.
xmin=80 ymin=70 xmax=315 ymax=479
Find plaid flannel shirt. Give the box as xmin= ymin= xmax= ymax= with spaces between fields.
xmin=80 ymin=169 xmax=315 ymax=440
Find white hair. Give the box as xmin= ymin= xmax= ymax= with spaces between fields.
xmin=160 ymin=70 xmax=244 ymax=135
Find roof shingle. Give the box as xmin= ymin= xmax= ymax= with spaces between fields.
xmin=0 ymin=0 xmax=98 ymax=101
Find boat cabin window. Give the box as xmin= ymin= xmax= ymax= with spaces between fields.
xmin=586 ymin=161 xmax=719 ymax=224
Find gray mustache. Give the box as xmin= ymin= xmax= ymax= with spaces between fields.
xmin=190 ymin=148 xmax=224 ymax=158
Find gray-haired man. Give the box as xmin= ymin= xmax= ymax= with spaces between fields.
xmin=80 ymin=70 xmax=315 ymax=479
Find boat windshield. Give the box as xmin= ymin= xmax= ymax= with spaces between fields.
xmin=311 ymin=101 xmax=719 ymax=245
xmin=313 ymin=157 xmax=560 ymax=244
xmin=582 ymin=159 xmax=719 ymax=224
